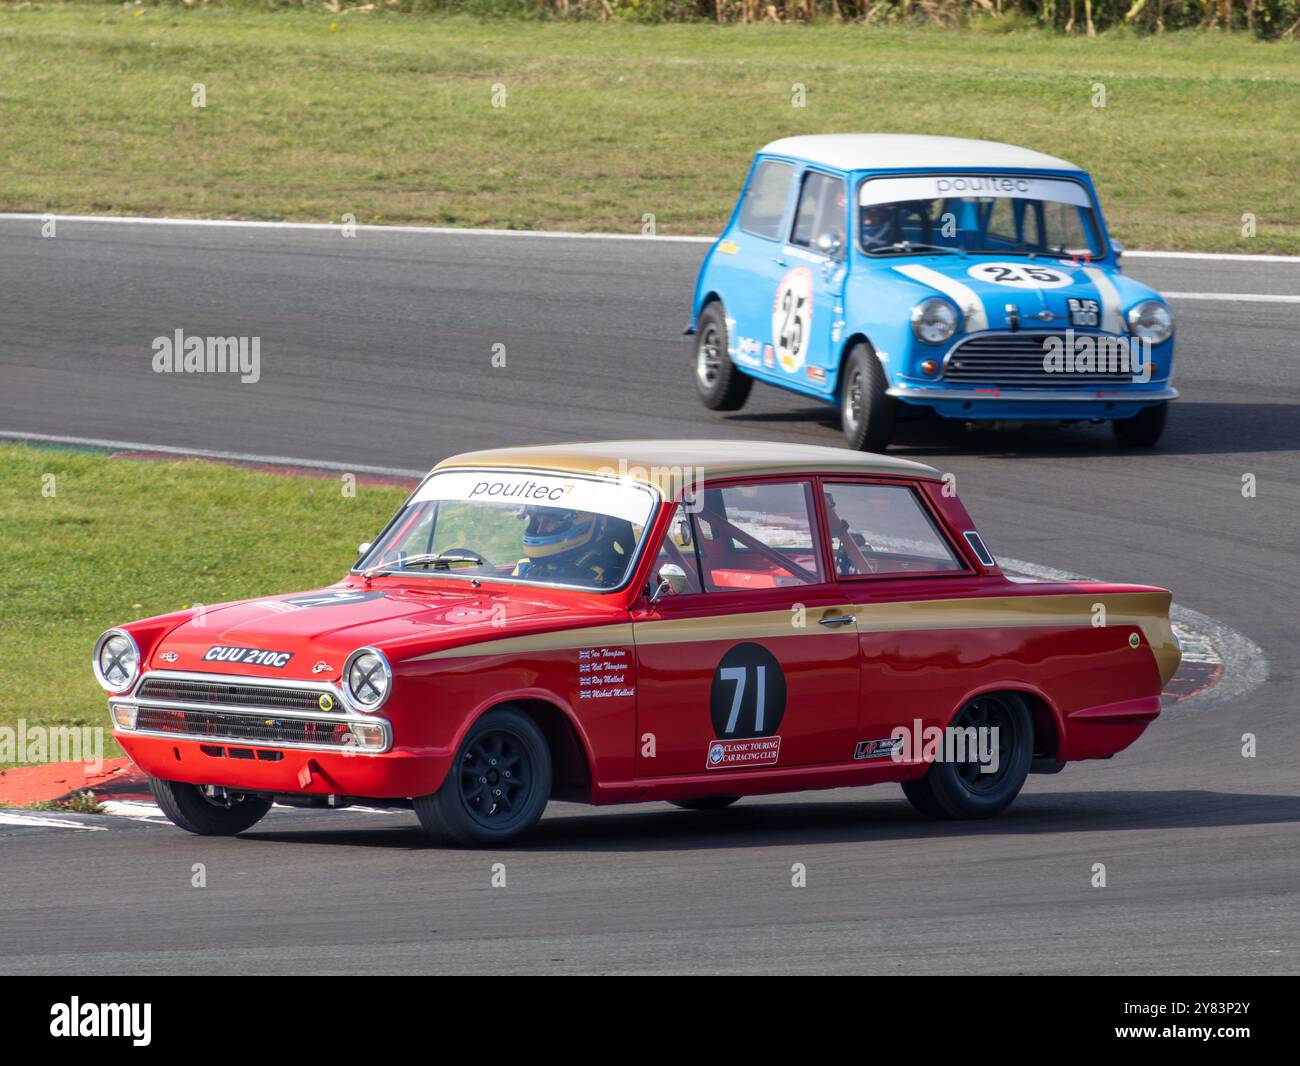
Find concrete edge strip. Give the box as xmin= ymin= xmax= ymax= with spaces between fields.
xmin=2 ymin=212 xmax=1299 ymax=262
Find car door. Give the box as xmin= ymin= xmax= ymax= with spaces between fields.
xmin=722 ymin=157 xmax=798 ymax=375
xmin=630 ymin=482 xmax=860 ymax=779
xmin=817 ymin=478 xmax=975 ymax=749
xmin=769 ymin=168 xmax=850 ymax=395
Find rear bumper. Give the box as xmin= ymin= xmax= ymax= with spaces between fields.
xmin=116 ymin=732 xmax=453 ymax=799
xmin=889 ymin=385 xmax=1178 ymax=421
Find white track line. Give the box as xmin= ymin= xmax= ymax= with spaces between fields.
xmin=0 ymin=812 xmax=108 ymax=832
xmin=0 ymin=212 xmax=710 ymax=244
xmin=0 ymin=430 xmax=426 ymax=479
xmin=2 ymin=211 xmax=1300 ymax=262
xmin=1163 ymin=291 xmax=1300 ymax=304
xmin=1123 ymin=249 xmax=1300 ymax=264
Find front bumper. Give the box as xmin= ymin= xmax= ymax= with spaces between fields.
xmin=116 ymin=732 xmax=453 ymax=799
xmin=108 ymin=668 xmax=452 ymax=799
xmin=888 ymin=384 xmax=1179 ymax=421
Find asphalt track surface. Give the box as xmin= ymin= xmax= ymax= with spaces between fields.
xmin=1 ymin=219 xmax=1298 ymax=975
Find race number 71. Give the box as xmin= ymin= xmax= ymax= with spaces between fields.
xmin=719 ymin=665 xmax=767 ymax=734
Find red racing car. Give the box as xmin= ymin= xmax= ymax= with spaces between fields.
xmin=94 ymin=440 xmax=1180 ymax=846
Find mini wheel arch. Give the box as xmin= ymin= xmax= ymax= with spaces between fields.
xmin=694 ymin=292 xmax=724 ymax=330
xmin=836 ymin=332 xmax=875 ymax=391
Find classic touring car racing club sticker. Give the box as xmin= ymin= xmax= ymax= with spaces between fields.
xmin=707 ymin=736 xmax=782 ymax=770
xmin=203 ymin=645 xmax=294 ymax=668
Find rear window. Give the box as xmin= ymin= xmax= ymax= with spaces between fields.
xmin=739 ymin=160 xmax=794 ymax=241
xmin=822 ymin=483 xmax=964 ymax=577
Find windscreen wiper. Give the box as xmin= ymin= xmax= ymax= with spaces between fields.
xmin=874 ymin=241 xmax=964 ymax=256
xmin=361 ymin=552 xmax=480 ymax=580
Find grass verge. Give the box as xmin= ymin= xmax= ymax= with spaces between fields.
xmin=0 ymin=443 xmax=408 ymax=768
xmin=0 ymin=6 xmax=1296 ymax=251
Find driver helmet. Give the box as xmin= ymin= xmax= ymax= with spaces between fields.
xmin=861 ymin=204 xmax=893 ymax=248
xmin=520 ymin=507 xmax=599 ymax=560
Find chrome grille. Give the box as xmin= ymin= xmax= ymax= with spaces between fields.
xmin=134 ymin=707 xmax=357 ymax=747
xmin=943 ymin=332 xmax=1135 ymax=386
xmin=137 ymin=676 xmax=332 ymax=712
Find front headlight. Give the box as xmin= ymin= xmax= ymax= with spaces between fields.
xmin=343 ymin=647 xmax=391 ymax=712
xmin=1127 ymin=300 xmax=1173 ymax=344
xmin=93 ymin=629 xmax=140 ymax=693
xmin=911 ymin=297 xmax=959 ymax=345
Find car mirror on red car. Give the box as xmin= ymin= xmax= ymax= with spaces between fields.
xmin=649 ymin=563 xmax=688 ymax=604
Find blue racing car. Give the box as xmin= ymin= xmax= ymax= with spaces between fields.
xmin=687 ymin=134 xmax=1177 ymax=449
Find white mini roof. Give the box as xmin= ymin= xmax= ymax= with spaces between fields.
xmin=759 ymin=134 xmax=1083 ymax=174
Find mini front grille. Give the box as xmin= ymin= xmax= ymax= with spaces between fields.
xmin=137 ymin=677 xmax=332 ymax=712
xmin=134 ymin=707 xmax=357 ymax=747
xmin=943 ymin=332 xmax=1135 ymax=386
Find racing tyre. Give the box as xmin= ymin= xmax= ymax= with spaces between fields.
xmin=148 ymin=776 xmax=272 ymax=836
xmin=415 ymin=707 xmax=552 ymax=847
xmin=840 ymin=343 xmax=895 ymax=451
xmin=1112 ymin=402 xmax=1167 ymax=448
xmin=693 ymin=302 xmax=753 ymax=411
xmin=670 ymin=796 xmax=741 ymax=811
xmin=901 ymin=692 xmax=1034 ymax=820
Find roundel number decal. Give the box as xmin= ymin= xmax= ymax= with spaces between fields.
xmin=771 ymin=266 xmax=813 ymax=374
xmin=709 ymin=643 xmax=787 ymax=739
xmin=966 ymin=262 xmax=1074 ymax=289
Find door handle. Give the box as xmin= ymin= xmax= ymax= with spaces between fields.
xmin=818 ymin=614 xmax=856 ymax=627
xmin=771 ymin=256 xmax=787 ymax=267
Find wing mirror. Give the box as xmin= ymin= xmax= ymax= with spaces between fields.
xmin=816 ymin=233 xmax=843 ymax=258
xmin=649 ymin=563 xmax=688 ymax=605
xmin=356 ymin=542 xmax=372 ymax=558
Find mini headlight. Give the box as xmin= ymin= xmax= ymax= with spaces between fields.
xmin=1127 ymin=300 xmax=1173 ymax=344
xmin=911 ymin=297 xmax=959 ymax=345
xmin=343 ymin=648 xmax=391 ymax=712
xmin=93 ymin=629 xmax=140 ymax=693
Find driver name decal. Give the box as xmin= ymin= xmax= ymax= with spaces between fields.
xmin=578 ymin=646 xmax=634 ymax=701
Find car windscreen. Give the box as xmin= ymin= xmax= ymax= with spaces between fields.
xmin=356 ymin=470 xmax=659 ymax=591
xmin=858 ymin=175 xmax=1104 ymax=258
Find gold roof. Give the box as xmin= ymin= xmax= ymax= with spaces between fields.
xmin=432 ymin=439 xmax=940 ymax=493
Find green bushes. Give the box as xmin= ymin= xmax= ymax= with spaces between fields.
xmin=117 ymin=0 xmax=1300 ymax=37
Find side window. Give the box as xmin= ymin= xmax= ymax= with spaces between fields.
xmin=650 ymin=504 xmax=703 ymax=595
xmin=822 ymin=483 xmax=965 ymax=577
xmin=692 ymin=482 xmax=824 ymax=592
xmin=738 ymin=160 xmax=794 ymax=241
xmin=790 ymin=171 xmax=847 ymax=257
